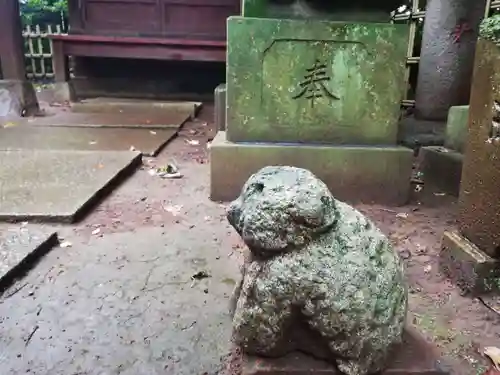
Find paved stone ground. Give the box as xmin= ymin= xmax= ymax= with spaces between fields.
xmin=0 ymin=106 xmax=499 ymax=375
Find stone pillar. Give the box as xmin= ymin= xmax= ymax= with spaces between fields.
xmin=414 ymin=0 xmax=487 ymax=121
xmin=0 ymin=0 xmax=39 ymax=116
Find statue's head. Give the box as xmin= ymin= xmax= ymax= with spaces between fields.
xmin=227 ymin=166 xmax=338 ymax=257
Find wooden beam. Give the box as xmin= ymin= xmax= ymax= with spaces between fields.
xmin=0 ymin=0 xmax=26 ymax=80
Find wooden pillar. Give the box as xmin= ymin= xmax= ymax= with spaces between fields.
xmin=0 ymin=0 xmax=26 ymax=80
xmin=51 ymin=39 xmax=70 ymax=83
xmin=414 ymin=0 xmax=487 ymax=121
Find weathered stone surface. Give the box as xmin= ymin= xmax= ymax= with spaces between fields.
xmin=53 ymin=81 xmax=75 ymax=103
xmin=228 ymin=166 xmax=408 ymax=375
xmin=71 ymin=97 xmax=201 ymax=119
xmin=226 ymin=17 xmax=408 ymax=144
xmin=0 ymin=150 xmax=141 ymax=223
xmin=414 ymin=0 xmax=487 ymax=121
xmin=445 ymin=105 xmax=469 ymax=153
xmin=397 ymin=116 xmax=446 ymax=148
xmin=210 ymin=131 xmax=413 ymax=205
xmin=0 ymin=80 xmax=39 ymax=117
xmin=0 ymin=125 xmax=178 ymax=157
xmin=215 ymin=84 xmax=227 ymax=131
xmin=419 ymin=146 xmax=463 ymax=197
xmin=457 ymin=39 xmax=500 ymax=258
xmin=0 ymin=228 xmax=59 ymax=291
xmin=440 ymin=230 xmax=500 ymax=295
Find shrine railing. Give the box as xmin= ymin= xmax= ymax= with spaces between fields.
xmin=22 ymin=24 xmax=67 ymax=80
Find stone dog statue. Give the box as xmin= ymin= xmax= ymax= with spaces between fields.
xmin=227 ymin=166 xmax=408 ymax=375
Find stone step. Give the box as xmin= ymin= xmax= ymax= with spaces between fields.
xmin=16 ymin=111 xmax=190 ymax=129
xmin=0 ymin=150 xmax=141 ymax=223
xmin=71 ymin=97 xmax=201 ymax=117
xmin=0 ymin=125 xmax=178 ymax=156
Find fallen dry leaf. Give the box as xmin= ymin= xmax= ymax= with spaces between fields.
xmin=484 ymin=347 xmax=500 ymax=370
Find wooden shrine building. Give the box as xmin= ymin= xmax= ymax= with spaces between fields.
xmin=50 ymin=0 xmax=241 ymax=100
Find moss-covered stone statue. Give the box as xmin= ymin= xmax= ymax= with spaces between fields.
xmin=227 ymin=166 xmax=408 ymax=375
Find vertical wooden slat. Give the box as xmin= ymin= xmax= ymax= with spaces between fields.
xmin=27 ymin=25 xmax=37 ymax=78
xmin=36 ymin=24 xmax=46 ymax=79
xmin=403 ymin=0 xmax=419 ymax=104
xmin=485 ymin=0 xmax=492 ymax=17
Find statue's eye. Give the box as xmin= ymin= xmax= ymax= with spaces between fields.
xmin=253 ymin=182 xmax=264 ymax=193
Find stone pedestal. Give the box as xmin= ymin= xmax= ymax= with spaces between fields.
xmin=210 ymin=17 xmax=413 ymax=205
xmin=0 ymin=80 xmax=39 ymax=117
xmin=211 ymin=132 xmax=413 ymax=205
xmin=440 ymin=231 xmax=500 ymax=294
xmin=53 ymin=82 xmax=76 ymax=103
xmin=233 ymin=327 xmax=450 ymax=375
xmin=418 ymin=105 xmax=469 ymax=196
xmin=439 ymin=33 xmax=500 ymax=294
xmin=414 ymin=0 xmax=487 ymax=122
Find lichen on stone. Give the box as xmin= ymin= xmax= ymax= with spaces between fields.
xmin=227 ymin=166 xmax=408 ymax=375
xmin=479 ymin=15 xmax=500 ymax=45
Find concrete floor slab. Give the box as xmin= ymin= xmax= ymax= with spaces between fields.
xmin=0 ymin=228 xmax=58 ymax=291
xmin=0 ymin=126 xmax=177 ymax=156
xmin=0 ymin=150 xmax=141 ymax=223
xmin=9 ymin=111 xmax=189 ymax=129
xmin=71 ymin=97 xmax=202 ymax=117
xmin=0 ymin=226 xmax=238 ymax=375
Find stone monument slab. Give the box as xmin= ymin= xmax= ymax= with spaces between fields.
xmin=457 ymin=38 xmax=500 ymax=258
xmin=439 ymin=22 xmax=500 ymax=294
xmin=226 ymin=17 xmax=408 ymax=145
xmin=417 ymin=105 xmax=469 ymax=197
xmin=445 ymin=105 xmax=469 ymax=153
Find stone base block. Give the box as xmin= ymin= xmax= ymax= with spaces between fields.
xmin=240 ymin=327 xmax=449 ymax=375
xmin=444 ymin=105 xmax=469 ymax=153
xmin=53 ymin=81 xmax=76 ymax=103
xmin=210 ymin=131 xmax=413 ymax=205
xmin=419 ymin=146 xmax=463 ymax=196
xmin=0 ymin=80 xmax=39 ymax=117
xmin=439 ymin=230 xmax=500 ymax=295
xmin=214 ymin=83 xmax=226 ymax=131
